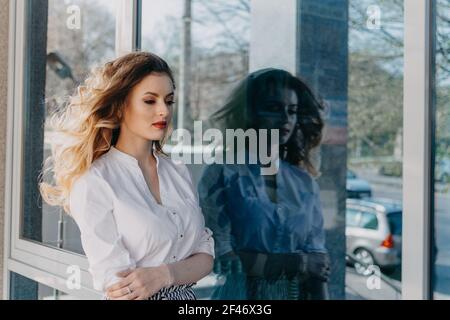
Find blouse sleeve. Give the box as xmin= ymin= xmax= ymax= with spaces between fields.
xmin=198 ymin=164 xmax=233 ymax=258
xmin=192 ymin=220 xmax=216 ymax=259
xmin=304 ymin=179 xmax=327 ymax=253
xmin=69 ymin=172 xmax=136 ymax=292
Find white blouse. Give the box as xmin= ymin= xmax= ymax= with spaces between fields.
xmin=69 ymin=145 xmax=215 ymax=293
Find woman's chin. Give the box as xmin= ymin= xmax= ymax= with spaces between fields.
xmin=279 ymin=137 xmax=290 ymax=145
xmin=144 ymin=133 xmax=165 ymax=142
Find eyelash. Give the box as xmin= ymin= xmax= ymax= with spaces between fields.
xmin=144 ymin=100 xmax=175 ymax=106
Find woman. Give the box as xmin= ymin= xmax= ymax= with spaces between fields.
xmin=198 ymin=68 xmax=330 ymax=300
xmin=40 ymin=52 xmax=215 ymax=300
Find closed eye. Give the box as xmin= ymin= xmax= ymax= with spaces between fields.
xmin=144 ymin=100 xmax=175 ymax=106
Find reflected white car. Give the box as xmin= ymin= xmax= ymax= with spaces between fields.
xmin=346 ymin=198 xmax=402 ymax=275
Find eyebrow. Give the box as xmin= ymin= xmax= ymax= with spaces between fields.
xmin=143 ymin=91 xmax=174 ymax=98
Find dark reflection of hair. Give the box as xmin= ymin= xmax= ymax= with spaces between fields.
xmin=208 ymin=68 xmax=324 ymax=176
xmin=199 ymin=68 xmax=331 ymax=300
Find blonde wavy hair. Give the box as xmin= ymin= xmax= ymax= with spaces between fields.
xmin=39 ymin=51 xmax=175 ymax=214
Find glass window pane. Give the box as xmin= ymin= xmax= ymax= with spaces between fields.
xmin=22 ymin=0 xmax=118 ymax=254
xmin=137 ymin=0 xmax=404 ymax=301
xmin=432 ymin=0 xmax=450 ymax=300
xmin=387 ymin=212 xmax=402 ymax=236
xmin=346 ymin=0 xmax=403 ymax=299
xmin=141 ymin=0 xmax=250 ymax=135
xmin=142 ymin=0 xmax=252 ymax=300
xmin=10 ymin=272 xmax=76 ymax=300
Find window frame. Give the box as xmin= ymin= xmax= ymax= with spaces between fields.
xmin=402 ymin=0 xmax=434 ymax=300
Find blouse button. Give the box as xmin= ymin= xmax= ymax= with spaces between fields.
xmin=180 ymin=234 xmax=183 ymax=238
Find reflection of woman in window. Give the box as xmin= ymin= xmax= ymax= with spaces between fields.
xmin=39 ymin=52 xmax=215 ymax=300
xmin=199 ymin=68 xmax=330 ymax=300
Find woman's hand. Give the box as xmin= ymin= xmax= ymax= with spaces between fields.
xmin=105 ymin=264 xmax=174 ymax=300
xmin=306 ymin=252 xmax=331 ymax=282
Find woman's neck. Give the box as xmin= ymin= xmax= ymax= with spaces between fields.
xmin=115 ymin=132 xmax=154 ymax=166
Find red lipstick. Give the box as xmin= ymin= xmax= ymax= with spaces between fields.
xmin=152 ymin=121 xmax=167 ymax=129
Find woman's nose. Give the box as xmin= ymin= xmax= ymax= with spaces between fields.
xmin=280 ymin=107 xmax=289 ymax=121
xmin=156 ymin=101 xmax=170 ymax=117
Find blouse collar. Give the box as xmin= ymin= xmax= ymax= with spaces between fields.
xmin=109 ymin=145 xmax=159 ymax=167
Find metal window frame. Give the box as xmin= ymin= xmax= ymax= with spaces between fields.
xmin=402 ymin=0 xmax=434 ymax=300
xmin=116 ymin=0 xmax=141 ymax=55
xmin=3 ymin=0 xmax=141 ymax=300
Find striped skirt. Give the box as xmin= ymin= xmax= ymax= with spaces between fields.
xmin=148 ymin=283 xmax=197 ymax=300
